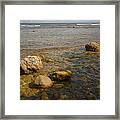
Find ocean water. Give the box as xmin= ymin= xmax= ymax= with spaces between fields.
xmin=20 ymin=24 xmax=100 ymax=49
xmin=20 ymin=24 xmax=100 ymax=100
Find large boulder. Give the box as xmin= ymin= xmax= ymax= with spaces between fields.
xmin=20 ymin=56 xmax=43 ymax=74
xmin=34 ymin=75 xmax=53 ymax=88
xmin=49 ymin=70 xmax=72 ymax=81
xmin=85 ymin=42 xmax=100 ymax=52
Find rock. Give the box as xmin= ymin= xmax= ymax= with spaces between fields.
xmin=86 ymin=93 xmax=97 ymax=100
xmin=20 ymin=56 xmax=43 ymax=74
xmin=60 ymin=95 xmax=68 ymax=100
xmin=85 ymin=42 xmax=100 ymax=52
xmin=34 ymin=75 xmax=53 ymax=88
xmin=53 ymin=84 xmax=64 ymax=88
xmin=41 ymin=91 xmax=49 ymax=100
xmin=49 ymin=70 xmax=72 ymax=81
xmin=45 ymin=58 xmax=54 ymax=63
xmin=52 ymin=93 xmax=60 ymax=100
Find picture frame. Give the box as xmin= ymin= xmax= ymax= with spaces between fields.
xmin=0 ymin=0 xmax=119 ymax=119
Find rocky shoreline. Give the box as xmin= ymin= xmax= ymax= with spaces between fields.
xmin=20 ymin=42 xmax=100 ymax=100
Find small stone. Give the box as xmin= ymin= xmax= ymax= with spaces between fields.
xmin=53 ymin=93 xmax=60 ymax=100
xmin=46 ymin=59 xmax=54 ymax=63
xmin=60 ymin=95 xmax=68 ymax=100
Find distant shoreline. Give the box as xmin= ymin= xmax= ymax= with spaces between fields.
xmin=20 ymin=25 xmax=100 ymax=29
xmin=20 ymin=23 xmax=100 ymax=28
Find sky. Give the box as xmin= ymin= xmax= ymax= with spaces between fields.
xmin=20 ymin=20 xmax=100 ymax=24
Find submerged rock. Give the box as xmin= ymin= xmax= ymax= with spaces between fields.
xmin=41 ymin=91 xmax=49 ymax=100
xmin=49 ymin=70 xmax=72 ymax=81
xmin=52 ymin=93 xmax=60 ymax=100
xmin=85 ymin=42 xmax=100 ymax=52
xmin=34 ymin=75 xmax=53 ymax=88
xmin=53 ymin=83 xmax=64 ymax=88
xmin=20 ymin=56 xmax=43 ymax=74
xmin=60 ymin=94 xmax=68 ymax=100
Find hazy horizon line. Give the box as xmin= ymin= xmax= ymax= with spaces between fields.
xmin=20 ymin=20 xmax=100 ymax=24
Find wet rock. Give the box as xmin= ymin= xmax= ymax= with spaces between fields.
xmin=86 ymin=93 xmax=97 ymax=100
xmin=53 ymin=84 xmax=64 ymax=88
xmin=34 ymin=75 xmax=53 ymax=88
xmin=41 ymin=91 xmax=49 ymax=100
xmin=49 ymin=70 xmax=72 ymax=81
xmin=45 ymin=58 xmax=54 ymax=63
xmin=60 ymin=94 xmax=68 ymax=100
xmin=20 ymin=56 xmax=43 ymax=74
xmin=52 ymin=93 xmax=60 ymax=100
xmin=85 ymin=42 xmax=100 ymax=52
xmin=29 ymin=82 xmax=40 ymax=89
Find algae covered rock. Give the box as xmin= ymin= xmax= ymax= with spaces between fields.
xmin=20 ymin=56 xmax=43 ymax=74
xmin=49 ymin=70 xmax=72 ymax=81
xmin=85 ymin=42 xmax=100 ymax=52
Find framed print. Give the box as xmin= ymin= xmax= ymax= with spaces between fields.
xmin=0 ymin=0 xmax=119 ymax=119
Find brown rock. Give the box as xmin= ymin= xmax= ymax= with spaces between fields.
xmin=41 ymin=91 xmax=49 ymax=100
xmin=20 ymin=56 xmax=43 ymax=74
xmin=85 ymin=42 xmax=100 ymax=52
xmin=49 ymin=70 xmax=72 ymax=81
xmin=53 ymin=83 xmax=64 ymax=88
xmin=35 ymin=75 xmax=53 ymax=88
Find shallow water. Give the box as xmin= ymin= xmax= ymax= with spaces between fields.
xmin=20 ymin=26 xmax=100 ymax=49
xmin=20 ymin=25 xmax=100 ymax=100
